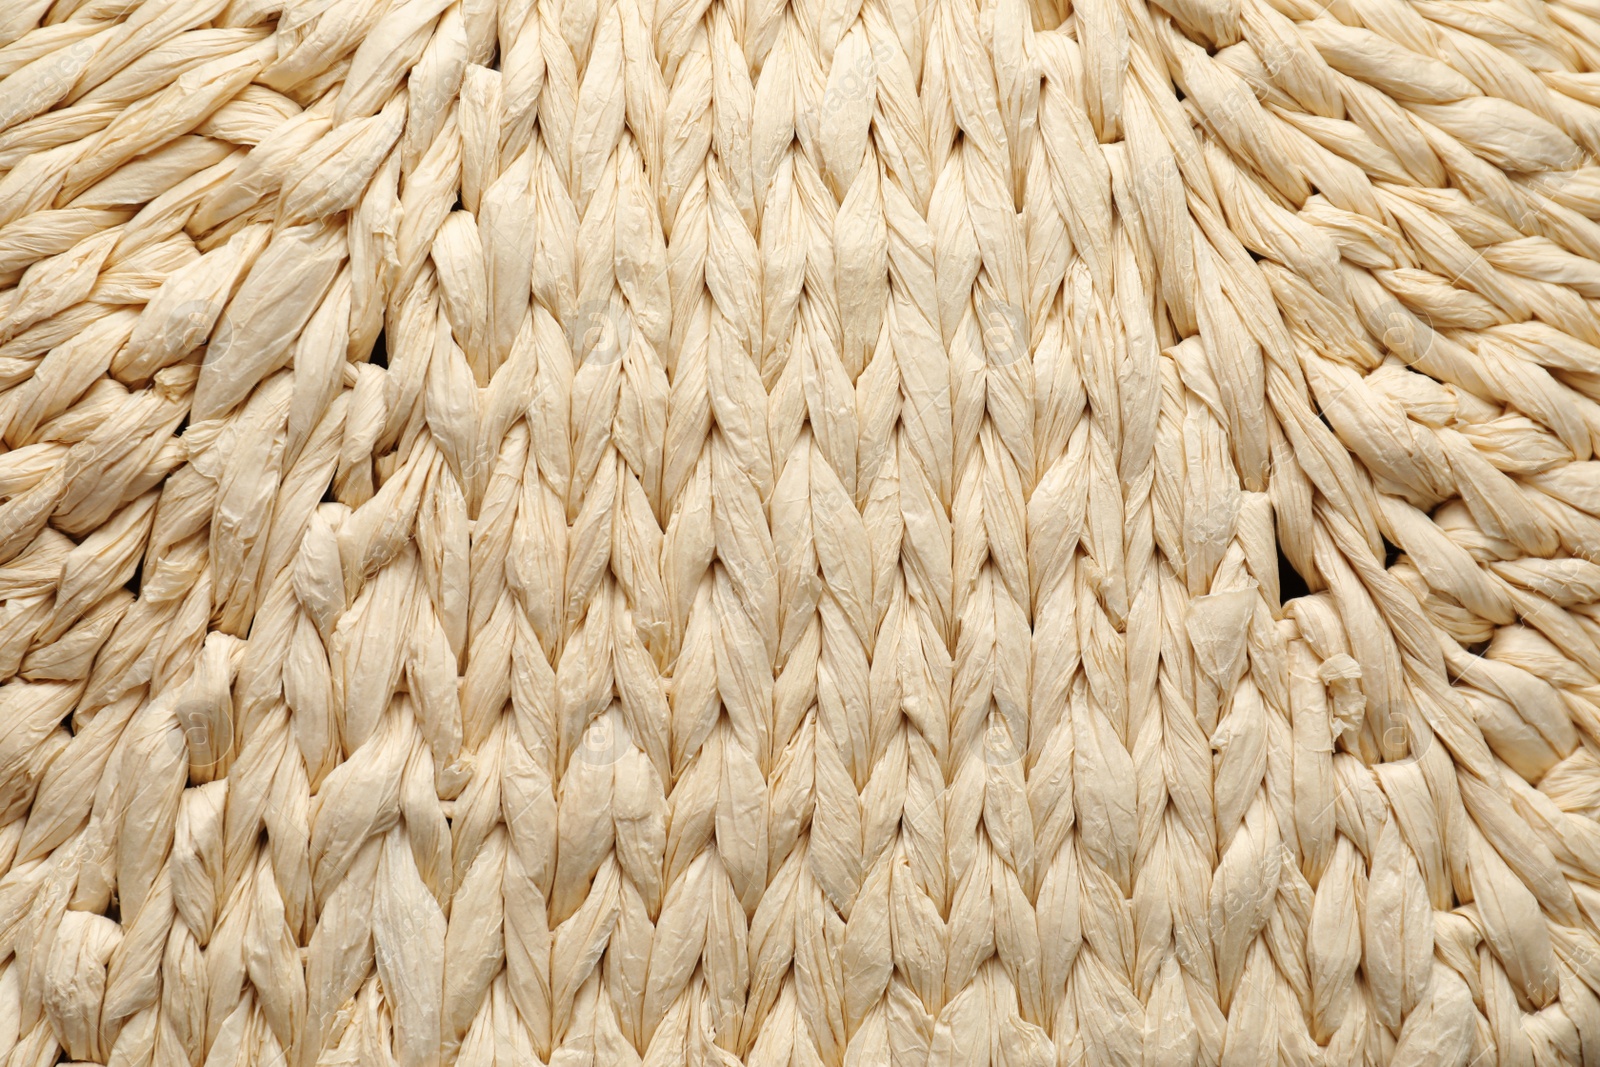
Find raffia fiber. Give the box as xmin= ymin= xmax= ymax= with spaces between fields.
xmin=8 ymin=0 xmax=1600 ymax=1064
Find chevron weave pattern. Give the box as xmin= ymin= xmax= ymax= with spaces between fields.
xmin=5 ymin=0 xmax=1600 ymax=1064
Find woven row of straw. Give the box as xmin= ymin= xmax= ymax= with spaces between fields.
xmin=5 ymin=0 xmax=1600 ymax=1064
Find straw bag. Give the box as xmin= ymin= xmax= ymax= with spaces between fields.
xmin=3 ymin=0 xmax=1600 ymax=1063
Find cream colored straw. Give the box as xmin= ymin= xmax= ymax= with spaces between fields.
xmin=3 ymin=0 xmax=1600 ymax=1064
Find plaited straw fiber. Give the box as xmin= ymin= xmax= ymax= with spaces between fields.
xmin=11 ymin=1 xmax=1600 ymax=1067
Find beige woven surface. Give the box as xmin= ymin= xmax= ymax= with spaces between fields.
xmin=5 ymin=0 xmax=1600 ymax=1064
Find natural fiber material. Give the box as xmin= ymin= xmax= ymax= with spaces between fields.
xmin=6 ymin=0 xmax=1600 ymax=1064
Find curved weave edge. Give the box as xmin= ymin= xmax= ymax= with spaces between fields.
xmin=3 ymin=0 xmax=1600 ymax=1064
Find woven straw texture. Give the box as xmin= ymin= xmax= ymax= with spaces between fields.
xmin=9 ymin=0 xmax=1600 ymax=1065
